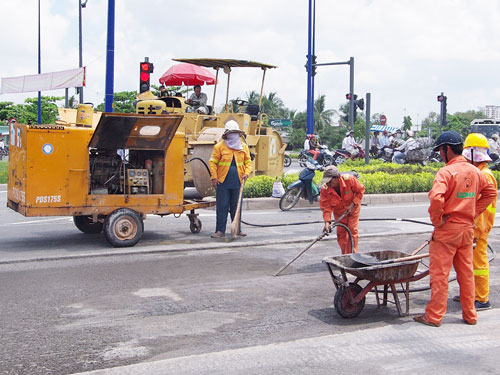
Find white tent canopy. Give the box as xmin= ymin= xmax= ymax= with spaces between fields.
xmin=0 ymin=67 xmax=85 ymax=95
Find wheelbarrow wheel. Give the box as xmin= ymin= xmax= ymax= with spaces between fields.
xmin=104 ymin=208 xmax=144 ymax=247
xmin=73 ymin=215 xmax=103 ymax=234
xmin=334 ymin=283 xmax=365 ymax=318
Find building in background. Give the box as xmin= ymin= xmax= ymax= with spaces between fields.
xmin=483 ymin=105 xmax=500 ymax=119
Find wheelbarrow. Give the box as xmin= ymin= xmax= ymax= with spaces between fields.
xmin=322 ymin=248 xmax=430 ymax=318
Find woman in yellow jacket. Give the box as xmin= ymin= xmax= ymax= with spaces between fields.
xmin=209 ymin=120 xmax=252 ymax=238
xmin=457 ymin=133 xmax=497 ymax=310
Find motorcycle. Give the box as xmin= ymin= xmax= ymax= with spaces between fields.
xmin=280 ymin=159 xmax=323 ymax=211
xmin=298 ymin=145 xmax=346 ymax=167
xmin=337 ymin=144 xmax=365 ymax=161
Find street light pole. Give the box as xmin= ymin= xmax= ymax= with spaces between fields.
xmin=78 ymin=0 xmax=88 ymax=104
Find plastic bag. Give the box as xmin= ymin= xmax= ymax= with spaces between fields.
xmin=272 ymin=179 xmax=285 ymax=198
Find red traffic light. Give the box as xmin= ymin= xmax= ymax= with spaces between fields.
xmin=140 ymin=63 xmax=150 ymax=72
xmin=346 ymin=93 xmax=351 ymax=100
xmin=437 ymin=95 xmax=445 ymax=102
xmin=140 ymin=72 xmax=150 ymax=82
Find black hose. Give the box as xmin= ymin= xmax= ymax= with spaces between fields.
xmin=186 ymin=157 xmax=211 ymax=175
xmin=241 ymin=212 xmax=497 ymax=293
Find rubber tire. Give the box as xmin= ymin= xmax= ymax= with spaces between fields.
xmin=190 ymin=219 xmax=202 ymax=234
xmin=298 ymin=154 xmax=307 ymax=167
xmin=334 ymin=283 xmax=365 ymax=318
xmin=323 ymin=155 xmax=333 ymax=166
xmin=73 ymin=215 xmax=103 ymax=234
xmin=104 ymin=208 xmax=144 ymax=247
xmin=279 ymin=187 xmax=302 ymax=211
xmin=283 ymin=154 xmax=292 ymax=168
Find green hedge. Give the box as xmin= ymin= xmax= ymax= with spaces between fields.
xmin=0 ymin=161 xmax=7 ymax=183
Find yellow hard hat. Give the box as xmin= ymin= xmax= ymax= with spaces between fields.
xmin=463 ymin=133 xmax=489 ymax=149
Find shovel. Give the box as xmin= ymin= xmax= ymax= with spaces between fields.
xmin=351 ymin=252 xmax=429 ymax=266
xmin=230 ymin=181 xmax=246 ymax=238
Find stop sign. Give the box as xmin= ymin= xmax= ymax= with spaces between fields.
xmin=380 ymin=115 xmax=387 ymax=125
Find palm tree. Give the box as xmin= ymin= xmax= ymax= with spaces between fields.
xmin=314 ymin=95 xmax=336 ymax=132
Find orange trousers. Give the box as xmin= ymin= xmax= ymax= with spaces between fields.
xmin=424 ymin=227 xmax=476 ymax=325
xmin=473 ymin=237 xmax=489 ymax=303
xmin=335 ymin=208 xmax=360 ymax=254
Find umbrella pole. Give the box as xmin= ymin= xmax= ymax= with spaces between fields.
xmin=258 ymin=68 xmax=267 ymax=108
xmin=212 ymin=68 xmax=219 ymax=114
xmin=225 ymin=69 xmax=231 ymax=112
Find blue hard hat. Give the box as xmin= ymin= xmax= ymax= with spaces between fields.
xmin=433 ymin=130 xmax=463 ymax=152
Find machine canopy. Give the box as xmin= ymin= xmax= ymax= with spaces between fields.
xmin=88 ymin=113 xmax=183 ymax=151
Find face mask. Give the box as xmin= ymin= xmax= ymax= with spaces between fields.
xmin=224 ymin=132 xmax=243 ymax=150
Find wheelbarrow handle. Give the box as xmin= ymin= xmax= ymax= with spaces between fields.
xmin=411 ymin=240 xmax=430 ymax=255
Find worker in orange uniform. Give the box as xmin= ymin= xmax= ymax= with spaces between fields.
xmin=452 ymin=133 xmax=497 ymax=310
xmin=414 ymin=131 xmax=497 ymax=327
xmin=209 ymin=120 xmax=252 ymax=238
xmin=319 ymin=166 xmax=365 ymax=254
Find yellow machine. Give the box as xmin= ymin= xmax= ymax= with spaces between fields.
xmin=136 ymin=58 xmax=287 ymax=197
xmin=7 ymin=113 xmax=215 ymax=247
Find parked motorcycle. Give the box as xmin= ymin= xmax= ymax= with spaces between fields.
xmin=280 ymin=159 xmax=323 ymax=211
xmin=336 ymin=144 xmax=365 ymax=161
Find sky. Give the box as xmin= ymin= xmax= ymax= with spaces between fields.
xmin=1 ymin=0 xmax=500 ymax=127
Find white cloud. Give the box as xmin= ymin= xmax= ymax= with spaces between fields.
xmin=1 ymin=0 xmax=499 ymax=126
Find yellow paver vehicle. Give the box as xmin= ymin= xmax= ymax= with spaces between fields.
xmin=7 ymin=113 xmax=215 ymax=247
xmin=136 ymin=58 xmax=287 ymax=197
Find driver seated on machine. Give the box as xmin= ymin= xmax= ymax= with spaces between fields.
xmin=186 ymin=84 xmax=208 ymax=114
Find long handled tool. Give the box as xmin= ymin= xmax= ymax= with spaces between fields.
xmin=351 ymin=252 xmax=429 ymax=266
xmin=274 ymin=212 xmax=348 ymax=277
xmin=231 ymin=181 xmax=246 ymax=238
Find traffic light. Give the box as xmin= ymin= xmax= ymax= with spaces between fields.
xmin=312 ymin=55 xmax=317 ymax=76
xmin=139 ymin=61 xmax=154 ymax=93
xmin=355 ymin=97 xmax=365 ymax=111
xmin=437 ymin=93 xmax=447 ymax=129
xmin=346 ymin=93 xmax=358 ymax=101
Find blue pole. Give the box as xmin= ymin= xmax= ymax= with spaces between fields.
xmin=311 ymin=0 xmax=315 ymax=133
xmin=104 ymin=0 xmax=115 ymax=112
xmin=306 ymin=0 xmax=314 ymax=135
xmin=38 ymin=0 xmax=42 ymax=124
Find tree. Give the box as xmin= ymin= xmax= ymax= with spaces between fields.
xmin=313 ymin=95 xmax=336 ymax=132
xmin=402 ymin=115 xmax=413 ymax=131
xmin=96 ymin=91 xmax=138 ymax=113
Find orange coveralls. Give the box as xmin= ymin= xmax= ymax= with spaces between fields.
xmin=319 ymin=174 xmax=365 ymax=254
xmin=472 ymin=162 xmax=497 ymax=303
xmin=424 ymin=156 xmax=497 ymax=325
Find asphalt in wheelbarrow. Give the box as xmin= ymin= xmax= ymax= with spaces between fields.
xmin=322 ymin=250 xmax=421 ymax=284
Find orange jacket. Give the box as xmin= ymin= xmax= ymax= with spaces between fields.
xmin=209 ymin=140 xmax=252 ymax=183
xmin=319 ymin=174 xmax=365 ymax=222
xmin=428 ymin=156 xmax=497 ymax=230
xmin=473 ymin=162 xmax=497 ymax=239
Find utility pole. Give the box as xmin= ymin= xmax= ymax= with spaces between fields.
xmin=348 ymin=57 xmax=354 ymax=130
xmin=78 ymin=0 xmax=88 ymax=104
xmin=104 ymin=0 xmax=115 ymax=112
xmin=364 ymin=93 xmax=371 ymax=165
xmin=306 ymin=0 xmax=316 ymax=135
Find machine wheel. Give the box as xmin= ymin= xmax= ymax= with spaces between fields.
xmin=283 ymin=154 xmax=292 ymax=168
xmin=104 ymin=208 xmax=144 ymax=247
xmin=190 ymin=219 xmax=202 ymax=233
xmin=334 ymin=283 xmax=365 ymax=318
xmin=279 ymin=187 xmax=302 ymax=211
xmin=73 ymin=215 xmax=103 ymax=234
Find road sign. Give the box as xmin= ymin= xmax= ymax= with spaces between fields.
xmin=380 ymin=115 xmax=387 ymax=125
xmin=270 ymin=119 xmax=291 ymax=127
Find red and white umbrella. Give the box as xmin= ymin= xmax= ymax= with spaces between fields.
xmin=159 ymin=63 xmax=216 ymax=86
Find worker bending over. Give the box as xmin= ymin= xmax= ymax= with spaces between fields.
xmin=319 ymin=166 xmax=365 ymax=254
xmin=455 ymin=133 xmax=497 ymax=310
xmin=414 ymin=131 xmax=497 ymax=327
